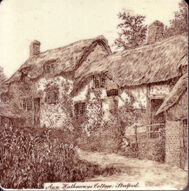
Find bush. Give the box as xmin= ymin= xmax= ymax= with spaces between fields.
xmin=76 ymin=121 xmax=121 ymax=153
xmin=0 ymin=125 xmax=104 ymax=188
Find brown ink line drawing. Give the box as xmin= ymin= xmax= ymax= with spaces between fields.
xmin=0 ymin=0 xmax=188 ymax=190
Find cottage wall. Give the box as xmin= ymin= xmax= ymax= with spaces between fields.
xmin=149 ymin=84 xmax=170 ymax=97
xmin=165 ymin=91 xmax=187 ymax=169
xmin=35 ymin=76 xmax=74 ymax=129
xmin=118 ymin=86 xmax=147 ymax=130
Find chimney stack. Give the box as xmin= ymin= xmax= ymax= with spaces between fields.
xmin=30 ymin=40 xmax=40 ymax=57
xmin=147 ymin=20 xmax=164 ymax=44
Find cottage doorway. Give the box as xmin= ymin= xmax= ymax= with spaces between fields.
xmin=150 ymin=98 xmax=165 ymax=137
xmin=149 ymin=98 xmax=166 ymax=162
xmin=34 ymin=98 xmax=40 ymax=126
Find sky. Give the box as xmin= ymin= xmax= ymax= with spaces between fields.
xmin=0 ymin=0 xmax=181 ymax=77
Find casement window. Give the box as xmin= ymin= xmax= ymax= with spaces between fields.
xmin=45 ymin=89 xmax=59 ymax=104
xmin=93 ymin=75 xmax=106 ymax=88
xmin=22 ymin=98 xmax=32 ymax=111
xmin=45 ymin=87 xmax=59 ymax=104
xmin=74 ymin=102 xmax=86 ymax=119
xmin=44 ymin=60 xmax=56 ymax=74
xmin=107 ymin=89 xmax=118 ymax=97
xmin=20 ymin=67 xmax=31 ymax=82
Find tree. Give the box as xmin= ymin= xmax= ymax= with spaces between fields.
xmin=114 ymin=11 xmax=147 ymax=50
xmin=164 ymin=0 xmax=188 ymax=38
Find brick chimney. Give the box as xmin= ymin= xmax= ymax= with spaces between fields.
xmin=30 ymin=40 xmax=40 ymax=57
xmin=147 ymin=20 xmax=164 ymax=44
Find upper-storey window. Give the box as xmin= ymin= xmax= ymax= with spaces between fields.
xmin=74 ymin=102 xmax=86 ymax=119
xmin=45 ymin=85 xmax=59 ymax=104
xmin=44 ymin=60 xmax=56 ymax=74
xmin=20 ymin=66 xmax=31 ymax=82
xmin=93 ymin=74 xmax=106 ymax=88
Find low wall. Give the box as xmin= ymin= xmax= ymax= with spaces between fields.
xmin=165 ymin=120 xmax=187 ymax=169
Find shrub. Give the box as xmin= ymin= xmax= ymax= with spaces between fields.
xmin=0 ymin=125 xmax=106 ymax=188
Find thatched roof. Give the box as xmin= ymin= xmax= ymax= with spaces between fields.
xmin=156 ymin=73 xmax=187 ymax=115
xmin=74 ymin=33 xmax=188 ymax=89
xmin=5 ymin=35 xmax=111 ymax=84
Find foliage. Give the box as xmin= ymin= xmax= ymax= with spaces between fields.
xmin=164 ymin=0 xmax=188 ymax=38
xmin=81 ymin=90 xmax=103 ymax=136
xmin=0 ymin=125 xmax=109 ymax=189
xmin=114 ymin=11 xmax=147 ymax=50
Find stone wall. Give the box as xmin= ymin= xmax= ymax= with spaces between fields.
xmin=165 ymin=120 xmax=187 ymax=169
xmin=165 ymin=90 xmax=187 ymax=169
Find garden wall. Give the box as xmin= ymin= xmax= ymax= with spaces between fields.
xmin=165 ymin=120 xmax=187 ymax=169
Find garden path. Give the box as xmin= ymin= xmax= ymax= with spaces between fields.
xmin=77 ymin=149 xmax=187 ymax=190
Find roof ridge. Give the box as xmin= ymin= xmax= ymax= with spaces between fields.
xmin=36 ymin=35 xmax=108 ymax=57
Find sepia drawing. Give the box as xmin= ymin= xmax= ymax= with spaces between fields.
xmin=0 ymin=0 xmax=188 ymax=190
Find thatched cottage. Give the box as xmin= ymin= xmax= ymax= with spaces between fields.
xmin=0 ymin=21 xmax=188 ymax=167
xmin=0 ymin=35 xmax=111 ymax=128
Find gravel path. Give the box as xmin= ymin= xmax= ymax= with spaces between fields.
xmin=77 ymin=149 xmax=187 ymax=190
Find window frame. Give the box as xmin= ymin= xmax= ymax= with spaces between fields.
xmin=22 ymin=97 xmax=32 ymax=111
xmin=74 ymin=102 xmax=86 ymax=119
xmin=106 ymin=89 xmax=118 ymax=97
xmin=93 ymin=74 xmax=106 ymax=88
xmin=43 ymin=60 xmax=56 ymax=74
xmin=45 ymin=86 xmax=59 ymax=104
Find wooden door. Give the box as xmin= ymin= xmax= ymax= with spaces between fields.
xmin=150 ymin=98 xmax=165 ymax=137
xmin=34 ymin=98 xmax=40 ymax=126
